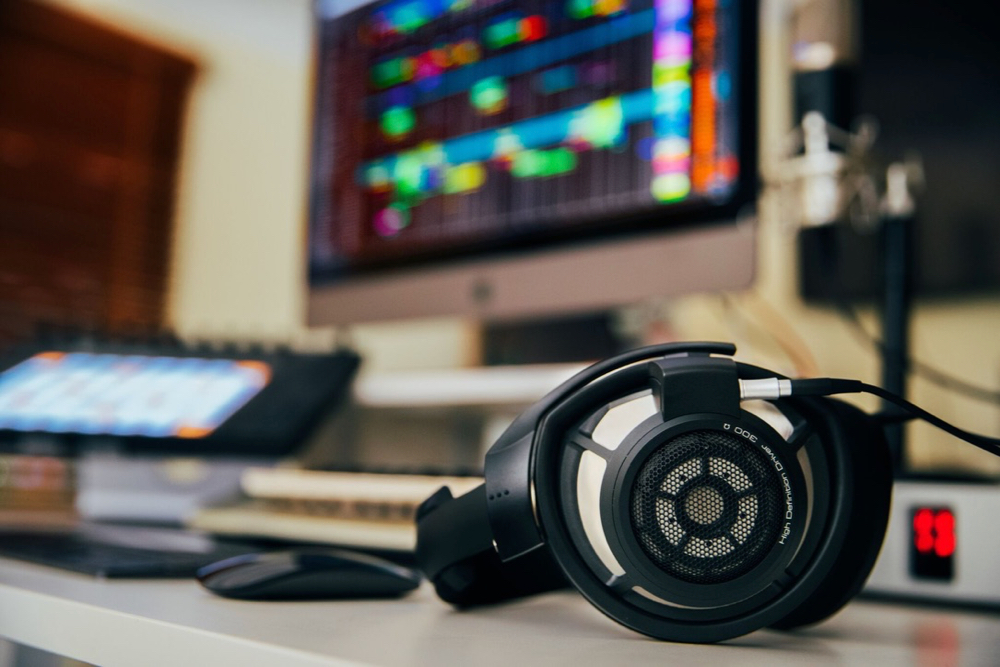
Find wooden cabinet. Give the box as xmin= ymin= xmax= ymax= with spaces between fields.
xmin=0 ymin=1 xmax=196 ymax=345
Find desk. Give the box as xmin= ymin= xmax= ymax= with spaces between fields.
xmin=0 ymin=557 xmax=997 ymax=667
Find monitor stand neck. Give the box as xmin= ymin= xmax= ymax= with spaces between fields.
xmin=479 ymin=311 xmax=629 ymax=366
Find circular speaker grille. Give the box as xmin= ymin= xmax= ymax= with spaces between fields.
xmin=629 ymin=430 xmax=786 ymax=585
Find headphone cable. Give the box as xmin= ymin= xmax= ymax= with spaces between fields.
xmin=834 ymin=301 xmax=1000 ymax=405
xmin=741 ymin=377 xmax=1000 ymax=458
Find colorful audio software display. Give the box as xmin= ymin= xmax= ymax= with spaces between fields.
xmin=0 ymin=353 xmax=271 ymax=439
xmin=310 ymin=0 xmax=743 ymax=272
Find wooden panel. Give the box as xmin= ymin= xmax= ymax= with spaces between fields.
xmin=0 ymin=1 xmax=197 ymax=347
xmin=0 ymin=34 xmax=133 ymax=151
xmin=0 ymin=129 xmax=124 ymax=222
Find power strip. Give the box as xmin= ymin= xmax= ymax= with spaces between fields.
xmin=864 ymin=479 xmax=1000 ymax=607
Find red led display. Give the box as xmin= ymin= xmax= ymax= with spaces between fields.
xmin=910 ymin=507 xmax=955 ymax=581
xmin=913 ymin=508 xmax=935 ymax=553
xmin=933 ymin=510 xmax=956 ymax=558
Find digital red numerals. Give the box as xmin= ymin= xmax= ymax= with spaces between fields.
xmin=911 ymin=507 xmax=955 ymax=581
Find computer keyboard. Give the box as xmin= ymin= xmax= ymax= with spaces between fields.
xmin=0 ymin=525 xmax=261 ymax=578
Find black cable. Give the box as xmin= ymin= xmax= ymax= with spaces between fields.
xmin=869 ymin=410 xmax=915 ymax=426
xmin=789 ymin=378 xmax=1000 ymax=458
xmin=836 ymin=301 xmax=1000 ymax=405
xmin=860 ymin=383 xmax=1000 ymax=457
xmin=806 ymin=222 xmax=1000 ymax=403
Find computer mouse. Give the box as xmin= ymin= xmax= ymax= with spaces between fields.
xmin=195 ymin=547 xmax=422 ymax=600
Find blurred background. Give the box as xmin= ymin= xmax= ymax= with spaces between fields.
xmin=4 ymin=0 xmax=996 ymax=466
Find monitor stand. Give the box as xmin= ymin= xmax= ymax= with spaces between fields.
xmin=480 ymin=311 xmax=629 ymax=366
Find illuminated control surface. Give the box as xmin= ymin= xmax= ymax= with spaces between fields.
xmin=0 ymin=352 xmax=270 ymax=439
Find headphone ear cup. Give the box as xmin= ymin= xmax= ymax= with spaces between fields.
xmin=768 ymin=398 xmax=893 ymax=631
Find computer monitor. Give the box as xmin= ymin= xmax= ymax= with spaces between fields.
xmin=306 ymin=0 xmax=759 ymax=326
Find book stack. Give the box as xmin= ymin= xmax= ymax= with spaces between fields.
xmin=0 ymin=455 xmax=77 ymax=528
xmin=187 ymin=467 xmax=483 ymax=552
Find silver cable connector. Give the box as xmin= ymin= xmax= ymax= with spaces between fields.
xmin=739 ymin=378 xmax=792 ymax=401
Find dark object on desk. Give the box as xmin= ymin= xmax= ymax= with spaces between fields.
xmin=196 ymin=548 xmax=421 ymax=600
xmin=416 ymin=341 xmax=1000 ymax=644
xmin=0 ymin=524 xmax=262 ymax=577
xmin=0 ymin=337 xmax=360 ymax=457
xmin=417 ymin=342 xmax=892 ymax=643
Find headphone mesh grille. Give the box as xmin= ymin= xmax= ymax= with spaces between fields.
xmin=629 ymin=430 xmax=785 ymax=585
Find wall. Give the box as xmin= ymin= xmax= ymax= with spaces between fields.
xmin=44 ymin=0 xmax=475 ymax=372
xmin=44 ymin=0 xmax=1000 ymax=474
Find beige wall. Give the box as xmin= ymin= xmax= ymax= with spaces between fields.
xmin=46 ymin=0 xmax=475 ymax=371
xmin=46 ymin=0 xmax=1000 ymax=473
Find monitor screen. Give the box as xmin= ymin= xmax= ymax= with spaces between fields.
xmin=307 ymin=0 xmax=758 ymax=324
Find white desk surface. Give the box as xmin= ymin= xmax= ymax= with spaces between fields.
xmin=0 ymin=556 xmax=998 ymax=667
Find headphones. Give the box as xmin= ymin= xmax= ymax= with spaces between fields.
xmin=415 ymin=341 xmax=1000 ymax=643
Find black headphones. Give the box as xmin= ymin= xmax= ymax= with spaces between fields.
xmin=415 ymin=342 xmax=998 ymax=643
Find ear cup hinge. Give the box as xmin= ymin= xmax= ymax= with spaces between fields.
xmin=415 ymin=483 xmax=568 ymax=606
xmin=415 ymin=484 xmax=494 ymax=585
xmin=484 ymin=433 xmax=546 ymax=561
xmin=649 ymin=356 xmax=742 ymax=421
